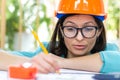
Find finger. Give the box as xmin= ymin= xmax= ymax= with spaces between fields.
xmin=43 ymin=54 xmax=60 ymax=70
xmin=49 ymin=53 xmax=65 ymax=69
xmin=31 ymin=62 xmax=48 ymax=74
xmin=32 ymin=53 xmax=56 ymax=73
xmin=40 ymin=53 xmax=57 ymax=72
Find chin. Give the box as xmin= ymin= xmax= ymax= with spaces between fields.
xmin=77 ymin=50 xmax=87 ymax=54
xmin=73 ymin=52 xmax=87 ymax=57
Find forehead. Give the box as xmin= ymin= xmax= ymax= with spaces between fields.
xmin=63 ymin=14 xmax=96 ymax=25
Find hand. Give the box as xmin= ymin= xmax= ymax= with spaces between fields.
xmin=31 ymin=52 xmax=64 ymax=73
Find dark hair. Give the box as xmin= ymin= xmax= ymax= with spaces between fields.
xmin=49 ymin=14 xmax=106 ymax=58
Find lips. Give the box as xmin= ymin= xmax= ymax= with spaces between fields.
xmin=73 ymin=45 xmax=86 ymax=50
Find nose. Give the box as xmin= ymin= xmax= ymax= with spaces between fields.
xmin=75 ymin=30 xmax=84 ymax=41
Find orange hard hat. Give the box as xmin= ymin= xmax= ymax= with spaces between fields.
xmin=56 ymin=0 xmax=107 ymax=21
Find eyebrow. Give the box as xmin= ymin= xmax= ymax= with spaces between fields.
xmin=63 ymin=21 xmax=76 ymax=25
xmin=64 ymin=21 xmax=97 ymax=26
xmin=84 ymin=21 xmax=96 ymax=26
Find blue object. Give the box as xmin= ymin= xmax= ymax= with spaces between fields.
xmin=56 ymin=13 xmax=105 ymax=21
xmin=93 ymin=74 xmax=120 ymax=80
xmin=100 ymin=51 xmax=120 ymax=73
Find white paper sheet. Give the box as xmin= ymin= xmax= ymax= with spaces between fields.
xmin=59 ymin=69 xmax=98 ymax=74
xmin=36 ymin=69 xmax=98 ymax=80
xmin=0 ymin=71 xmax=8 ymax=80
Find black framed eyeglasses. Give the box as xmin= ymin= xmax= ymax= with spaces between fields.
xmin=61 ymin=26 xmax=99 ymax=38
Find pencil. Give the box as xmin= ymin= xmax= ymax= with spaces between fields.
xmin=29 ymin=26 xmax=60 ymax=73
xmin=29 ymin=27 xmax=48 ymax=54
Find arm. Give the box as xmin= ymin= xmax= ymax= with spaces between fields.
xmin=60 ymin=43 xmax=120 ymax=73
xmin=31 ymin=51 xmax=120 ymax=73
xmin=60 ymin=53 xmax=102 ymax=72
xmin=58 ymin=51 xmax=120 ymax=73
xmin=31 ymin=52 xmax=103 ymax=73
xmin=0 ymin=42 xmax=48 ymax=71
xmin=0 ymin=51 xmax=30 ymax=71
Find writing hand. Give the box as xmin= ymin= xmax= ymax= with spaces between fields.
xmin=31 ymin=53 xmax=63 ymax=73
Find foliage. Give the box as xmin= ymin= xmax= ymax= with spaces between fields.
xmin=106 ymin=0 xmax=120 ymax=38
xmin=6 ymin=0 xmax=19 ymax=50
xmin=6 ymin=0 xmax=51 ymax=50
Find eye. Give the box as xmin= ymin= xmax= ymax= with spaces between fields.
xmin=83 ymin=27 xmax=95 ymax=32
xmin=64 ymin=27 xmax=76 ymax=32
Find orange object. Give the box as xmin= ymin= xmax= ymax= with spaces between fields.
xmin=56 ymin=0 xmax=107 ymax=21
xmin=9 ymin=66 xmax=37 ymax=79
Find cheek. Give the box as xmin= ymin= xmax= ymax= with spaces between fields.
xmin=87 ymin=37 xmax=97 ymax=51
xmin=64 ymin=38 xmax=72 ymax=49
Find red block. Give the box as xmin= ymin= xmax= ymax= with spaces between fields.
xmin=9 ymin=66 xmax=37 ymax=79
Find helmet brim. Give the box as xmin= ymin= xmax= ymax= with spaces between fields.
xmin=56 ymin=13 xmax=105 ymax=21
